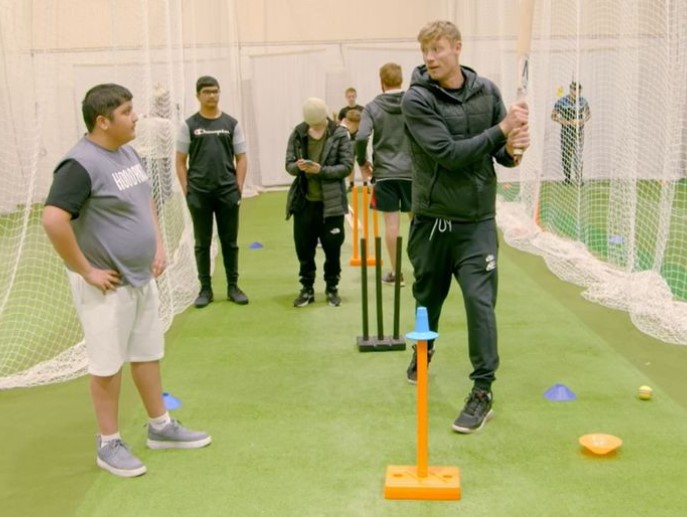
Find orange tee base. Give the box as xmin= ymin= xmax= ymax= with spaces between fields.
xmin=384 ymin=465 xmax=461 ymax=500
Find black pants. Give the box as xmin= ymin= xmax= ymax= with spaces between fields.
xmin=407 ymin=216 xmax=499 ymax=390
xmin=561 ymin=131 xmax=584 ymax=183
xmin=186 ymin=188 xmax=240 ymax=291
xmin=293 ymin=200 xmax=345 ymax=291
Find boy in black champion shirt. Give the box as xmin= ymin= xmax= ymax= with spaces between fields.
xmin=176 ymin=75 xmax=249 ymax=308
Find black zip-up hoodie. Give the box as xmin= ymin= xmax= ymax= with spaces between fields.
xmin=354 ymin=91 xmax=412 ymax=181
xmin=401 ymin=64 xmax=516 ymax=221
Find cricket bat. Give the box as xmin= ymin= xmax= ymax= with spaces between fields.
xmin=513 ymin=0 xmax=535 ymax=156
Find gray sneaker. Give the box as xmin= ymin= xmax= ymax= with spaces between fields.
xmin=96 ymin=436 xmax=147 ymax=478
xmin=452 ymin=390 xmax=494 ymax=433
xmin=146 ymin=419 xmax=212 ymax=449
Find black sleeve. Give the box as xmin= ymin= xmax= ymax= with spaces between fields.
xmin=45 ymin=159 xmax=92 ymax=219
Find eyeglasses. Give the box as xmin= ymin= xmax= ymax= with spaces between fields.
xmin=200 ymin=89 xmax=220 ymax=96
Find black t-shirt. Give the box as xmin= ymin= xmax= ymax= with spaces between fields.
xmin=186 ymin=112 xmax=238 ymax=193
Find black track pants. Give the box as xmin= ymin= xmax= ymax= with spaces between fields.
xmin=186 ymin=189 xmax=240 ymax=290
xmin=407 ymin=215 xmax=499 ymax=390
xmin=293 ymin=200 xmax=345 ymax=291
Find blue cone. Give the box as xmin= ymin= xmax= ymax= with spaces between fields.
xmin=543 ymin=383 xmax=576 ymax=401
xmin=163 ymin=391 xmax=182 ymax=410
xmin=249 ymin=241 xmax=264 ymax=249
xmin=406 ymin=307 xmax=439 ymax=341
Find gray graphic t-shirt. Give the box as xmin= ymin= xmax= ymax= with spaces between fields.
xmin=45 ymin=137 xmax=157 ymax=287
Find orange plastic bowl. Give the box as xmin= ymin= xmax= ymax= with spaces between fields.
xmin=579 ymin=433 xmax=623 ymax=455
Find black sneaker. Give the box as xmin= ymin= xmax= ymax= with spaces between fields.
xmin=452 ymin=390 xmax=494 ymax=433
xmin=325 ymin=288 xmax=341 ymax=307
xmin=293 ymin=288 xmax=314 ymax=308
xmin=228 ymin=285 xmax=249 ymax=305
xmin=194 ymin=290 xmax=213 ymax=308
xmin=406 ymin=344 xmax=435 ymax=384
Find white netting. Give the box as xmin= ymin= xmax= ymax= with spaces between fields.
xmin=2 ymin=0 xmax=687 ymax=390
xmin=0 ymin=0 xmax=246 ymax=389
xmin=340 ymin=0 xmax=687 ymax=344
xmin=494 ymin=0 xmax=687 ymax=345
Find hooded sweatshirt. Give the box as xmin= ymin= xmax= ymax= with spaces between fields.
xmin=401 ymin=64 xmax=517 ymax=222
xmin=354 ymin=91 xmax=412 ymax=182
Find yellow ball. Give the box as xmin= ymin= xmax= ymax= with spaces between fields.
xmin=638 ymin=385 xmax=653 ymax=400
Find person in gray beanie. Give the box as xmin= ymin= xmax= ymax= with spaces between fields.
xmin=284 ymin=97 xmax=353 ymax=308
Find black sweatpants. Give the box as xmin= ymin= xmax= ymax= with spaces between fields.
xmin=186 ymin=188 xmax=240 ymax=291
xmin=407 ymin=215 xmax=499 ymax=391
xmin=561 ymin=130 xmax=585 ymax=183
xmin=293 ymin=200 xmax=345 ymax=291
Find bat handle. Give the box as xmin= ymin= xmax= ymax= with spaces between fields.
xmin=512 ymin=121 xmax=525 ymax=159
xmin=512 ymin=90 xmax=527 ymax=159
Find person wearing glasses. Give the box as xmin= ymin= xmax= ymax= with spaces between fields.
xmin=176 ymin=76 xmax=249 ymax=308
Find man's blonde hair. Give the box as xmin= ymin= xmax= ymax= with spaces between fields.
xmin=417 ymin=20 xmax=462 ymax=45
xmin=379 ymin=63 xmax=402 ymax=89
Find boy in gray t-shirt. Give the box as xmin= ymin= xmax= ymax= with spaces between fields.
xmin=42 ymin=83 xmax=211 ymax=478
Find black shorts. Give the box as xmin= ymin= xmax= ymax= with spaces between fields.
xmin=370 ymin=179 xmax=412 ymax=212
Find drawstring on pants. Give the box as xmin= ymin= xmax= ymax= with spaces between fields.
xmin=429 ymin=218 xmax=452 ymax=241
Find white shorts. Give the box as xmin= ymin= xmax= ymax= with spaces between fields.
xmin=67 ymin=271 xmax=165 ymax=376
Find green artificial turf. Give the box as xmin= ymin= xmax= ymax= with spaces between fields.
xmin=2 ymin=191 xmax=687 ymax=516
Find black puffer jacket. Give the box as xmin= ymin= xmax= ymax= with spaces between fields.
xmin=285 ymin=119 xmax=352 ymax=220
xmin=401 ymin=64 xmax=516 ymax=222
